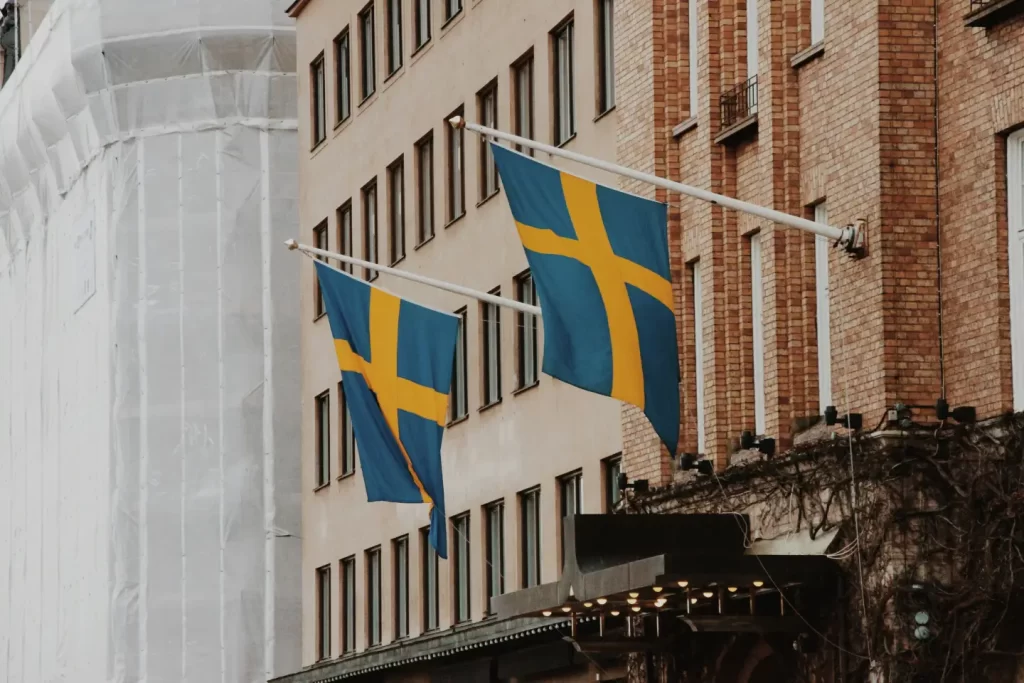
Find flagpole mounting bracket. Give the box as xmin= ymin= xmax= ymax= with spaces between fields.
xmin=839 ymin=219 xmax=867 ymax=258
xmin=285 ymin=238 xmax=299 ymax=250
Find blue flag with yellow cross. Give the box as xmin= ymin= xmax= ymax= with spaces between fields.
xmin=314 ymin=260 xmax=458 ymax=559
xmin=491 ymin=143 xmax=680 ymax=455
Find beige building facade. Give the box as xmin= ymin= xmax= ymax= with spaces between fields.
xmin=283 ymin=0 xmax=629 ymax=679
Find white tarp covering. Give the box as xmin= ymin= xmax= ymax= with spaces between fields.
xmin=0 ymin=1 xmax=302 ymax=681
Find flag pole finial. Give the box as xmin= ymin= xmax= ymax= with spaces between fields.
xmin=448 ymin=115 xmax=466 ymax=129
xmin=285 ymin=239 xmax=299 ymax=250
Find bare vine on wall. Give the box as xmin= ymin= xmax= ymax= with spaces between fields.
xmin=628 ymin=414 xmax=1024 ymax=683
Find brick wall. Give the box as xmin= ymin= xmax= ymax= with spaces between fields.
xmin=617 ymin=0 xmax=1024 ymax=481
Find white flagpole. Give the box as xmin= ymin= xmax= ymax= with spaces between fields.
xmin=286 ymin=239 xmax=542 ymax=317
xmin=449 ymin=116 xmax=864 ymax=255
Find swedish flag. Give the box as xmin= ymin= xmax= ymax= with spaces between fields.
xmin=491 ymin=143 xmax=680 ymax=455
xmin=315 ymin=261 xmax=458 ymax=558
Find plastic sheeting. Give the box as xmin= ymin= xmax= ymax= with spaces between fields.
xmin=0 ymin=1 xmax=302 ymax=681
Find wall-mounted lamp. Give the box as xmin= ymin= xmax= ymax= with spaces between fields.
xmin=678 ymin=453 xmax=715 ymax=475
xmin=740 ymin=431 xmax=776 ymax=458
xmin=617 ymin=473 xmax=649 ymax=494
xmin=824 ymin=405 xmax=863 ymax=430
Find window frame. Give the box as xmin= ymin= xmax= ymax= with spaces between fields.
xmin=552 ymin=16 xmax=576 ymax=145
xmin=416 ymin=132 xmax=435 ymax=245
xmin=446 ymin=105 xmax=466 ymax=223
xmin=519 ymin=487 xmax=541 ymax=588
xmin=444 ymin=0 xmax=463 ymax=23
xmin=414 ymin=0 xmax=431 ymax=48
xmin=311 ymin=52 xmax=327 ymax=148
xmin=558 ymin=470 xmax=582 ymax=566
xmin=386 ymin=0 xmax=403 ymax=75
xmin=337 ymin=201 xmax=353 ymax=274
xmin=341 ymin=556 xmax=356 ymax=654
xmin=596 ymin=0 xmax=615 ymax=114
xmin=484 ymin=500 xmax=505 ymax=615
xmin=512 ymin=51 xmax=535 ymax=155
xmin=393 ymin=535 xmax=410 ymax=639
xmin=452 ymin=512 xmax=471 ymax=623
xmin=366 ymin=546 xmax=382 ymax=646
xmin=515 ymin=270 xmax=538 ymax=390
xmin=602 ymin=455 xmax=622 ymax=512
xmin=316 ymin=564 xmax=332 ymax=660
xmin=335 ymin=29 xmax=352 ymax=125
xmin=421 ymin=527 xmax=440 ymax=631
xmin=810 ymin=0 xmax=824 ymax=44
xmin=315 ymin=389 xmax=331 ymax=487
xmin=362 ymin=179 xmax=379 ymax=282
xmin=481 ymin=288 xmax=502 ymax=407
xmin=449 ymin=307 xmax=469 ymax=422
xmin=388 ymin=157 xmax=406 ymax=265
xmin=359 ymin=2 xmax=377 ymax=101
xmin=746 ymin=0 xmax=759 ymax=79
xmin=338 ymin=381 xmax=356 ymax=477
xmin=313 ymin=219 xmax=329 ymax=318
xmin=477 ymin=79 xmax=500 ymax=201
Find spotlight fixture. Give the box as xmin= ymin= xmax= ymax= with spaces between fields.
xmin=583 ymin=602 xmax=593 ymax=608
xmin=753 ymin=580 xmax=764 ymax=588
xmin=596 ymin=598 xmax=607 ymax=605
xmin=702 ymin=591 xmax=714 ymax=599
xmin=631 ymin=606 xmax=642 ymax=613
xmin=935 ymin=398 xmax=976 ymax=424
xmin=740 ymin=431 xmax=776 ymax=458
xmin=727 ymin=586 xmax=738 ymax=593
xmin=824 ymin=405 xmax=863 ymax=430
xmin=627 ymin=598 xmax=637 ymax=605
xmin=629 ymin=592 xmax=639 ymax=598
xmin=652 ymin=586 xmax=663 ymax=593
xmin=677 ymin=580 xmax=689 ymax=588
xmin=617 ymin=473 xmax=650 ymax=494
xmin=610 ymin=610 xmax=621 ymax=616
xmin=542 ymin=611 xmax=552 ymax=617
xmin=561 ymin=606 xmax=572 ymax=613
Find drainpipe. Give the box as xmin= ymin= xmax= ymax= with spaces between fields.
xmin=933 ymin=0 xmax=946 ymax=398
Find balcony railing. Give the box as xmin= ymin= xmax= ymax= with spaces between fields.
xmin=720 ymin=75 xmax=758 ymax=131
xmin=965 ymin=0 xmax=1024 ymax=26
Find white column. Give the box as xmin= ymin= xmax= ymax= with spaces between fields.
xmin=693 ymin=262 xmax=706 ymax=453
xmin=750 ymin=233 xmax=765 ymax=434
xmin=689 ymin=0 xmax=699 ymax=117
xmin=746 ymin=0 xmax=758 ymax=79
xmin=1008 ymin=130 xmax=1024 ymax=410
xmin=814 ymin=203 xmax=832 ymax=412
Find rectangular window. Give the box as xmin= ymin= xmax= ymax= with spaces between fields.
xmin=559 ymin=471 xmax=582 ymax=564
xmin=311 ymin=53 xmax=326 ymax=147
xmin=1008 ymin=130 xmax=1024 ymax=410
xmin=337 ymin=202 xmax=353 ymax=274
xmin=515 ymin=271 xmax=538 ymax=388
xmin=688 ymin=0 xmax=698 ymax=117
xmin=485 ymin=500 xmax=504 ymax=614
xmin=482 ymin=290 xmax=501 ymax=406
xmin=445 ymin=0 xmax=463 ymax=22
xmin=814 ymin=204 xmax=832 ymax=414
xmin=363 ymin=180 xmax=378 ymax=282
xmin=387 ymin=0 xmax=403 ymax=74
xmin=512 ymin=53 xmax=534 ymax=154
xmin=315 ymin=390 xmax=330 ymax=486
xmin=478 ymin=81 xmax=499 ymax=199
xmin=366 ymin=547 xmax=382 ymax=646
xmin=519 ymin=487 xmax=541 ymax=588
xmin=393 ymin=536 xmax=409 ymax=639
xmin=342 ymin=556 xmax=356 ymax=653
xmin=415 ymin=0 xmax=431 ymax=48
xmin=335 ymin=30 xmax=351 ymax=123
xmin=359 ymin=3 xmax=376 ymax=100
xmin=416 ymin=133 xmax=434 ymax=244
xmin=810 ymin=0 xmax=824 ymax=44
xmin=446 ymin=106 xmax=465 ymax=221
xmin=596 ymin=0 xmax=614 ymax=113
xmin=452 ymin=513 xmax=471 ymax=623
xmin=313 ymin=220 xmax=328 ymax=317
xmin=750 ymin=233 xmax=765 ymax=434
xmin=603 ymin=455 xmax=622 ymax=512
xmin=450 ymin=308 xmax=468 ymax=421
xmin=692 ymin=261 xmax=706 ymax=452
xmin=388 ymin=158 xmax=405 ymax=264
xmin=553 ymin=18 xmax=576 ymax=145
xmin=746 ymin=0 xmax=758 ymax=78
xmin=338 ymin=382 xmax=356 ymax=476
xmin=316 ymin=564 xmax=331 ymax=660
xmin=421 ymin=528 xmax=440 ymax=631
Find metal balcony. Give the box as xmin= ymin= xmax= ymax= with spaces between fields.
xmin=720 ymin=75 xmax=758 ymax=132
xmin=965 ymin=0 xmax=1024 ymax=27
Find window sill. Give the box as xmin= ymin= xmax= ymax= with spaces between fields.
xmin=336 ymin=471 xmax=356 ymax=482
xmin=512 ymin=380 xmax=539 ymax=396
xmin=555 ymin=133 xmax=577 ymax=149
xmin=411 ymin=39 xmax=432 ymax=60
xmin=476 ymin=188 xmax=500 ymax=208
xmin=440 ymin=9 xmax=464 ymax=31
xmin=414 ymin=233 xmax=436 ymax=251
xmin=310 ymin=138 xmax=327 ymax=156
xmin=714 ymin=114 xmax=758 ymax=146
xmin=367 ymin=272 xmax=379 ymax=283
xmin=334 ymin=114 xmax=352 ymax=134
xmin=443 ymin=212 xmax=466 ymax=230
xmin=384 ymin=65 xmax=404 ymax=85
xmin=478 ymin=398 xmax=502 ymax=414
xmin=790 ymin=41 xmax=824 ymax=69
xmin=672 ymin=117 xmax=698 ymax=138
xmin=446 ymin=414 xmax=470 ymax=428
xmin=382 ymin=66 xmax=405 ymax=94
xmin=314 ymin=311 xmax=327 ymax=323
xmin=389 ymin=254 xmax=406 ymax=268
xmin=313 ymin=482 xmax=331 ymax=493
xmin=593 ymin=105 xmax=616 ymax=123
xmin=358 ymin=90 xmax=378 ymax=109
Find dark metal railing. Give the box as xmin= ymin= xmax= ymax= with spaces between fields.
xmin=969 ymin=0 xmax=995 ymax=10
xmin=720 ymin=75 xmax=758 ymax=131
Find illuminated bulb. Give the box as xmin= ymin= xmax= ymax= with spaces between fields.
xmin=727 ymin=587 xmax=738 ymax=593
xmin=690 ymin=597 xmax=698 ymax=604
xmin=583 ymin=602 xmax=593 ymax=608
xmin=753 ymin=580 xmax=765 ymax=588
xmin=542 ymin=611 xmax=552 ymax=617
xmin=631 ymin=606 xmax=642 ymax=613
xmin=629 ymin=592 xmax=639 ymax=598
xmin=652 ymin=586 xmax=663 ymax=593
xmin=562 ymin=606 xmax=572 ymax=613
xmin=610 ymin=610 xmax=620 ymax=616
xmin=655 ymin=598 xmax=667 ymax=607
xmin=596 ymin=598 xmax=608 ymax=605
xmin=702 ymin=591 xmax=714 ymax=598
xmin=627 ymin=598 xmax=637 ymax=605
xmin=677 ymin=580 xmax=689 ymax=588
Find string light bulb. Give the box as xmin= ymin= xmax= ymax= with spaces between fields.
xmin=753 ymin=580 xmax=764 ymax=588
xmin=677 ymin=580 xmax=689 ymax=588
xmin=652 ymin=586 xmax=663 ymax=593
xmin=610 ymin=610 xmax=620 ymax=616
xmin=702 ymin=591 xmax=714 ymax=598
xmin=655 ymin=598 xmax=667 ymax=607
xmin=629 ymin=592 xmax=639 ymax=598
xmin=596 ymin=598 xmax=607 ymax=605
xmin=542 ymin=611 xmax=552 ymax=617
xmin=627 ymin=598 xmax=637 ymax=605
xmin=727 ymin=586 xmax=738 ymax=593
xmin=562 ymin=606 xmax=572 ymax=613
xmin=631 ymin=605 xmax=642 ymax=613
xmin=583 ymin=602 xmax=593 ymax=608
